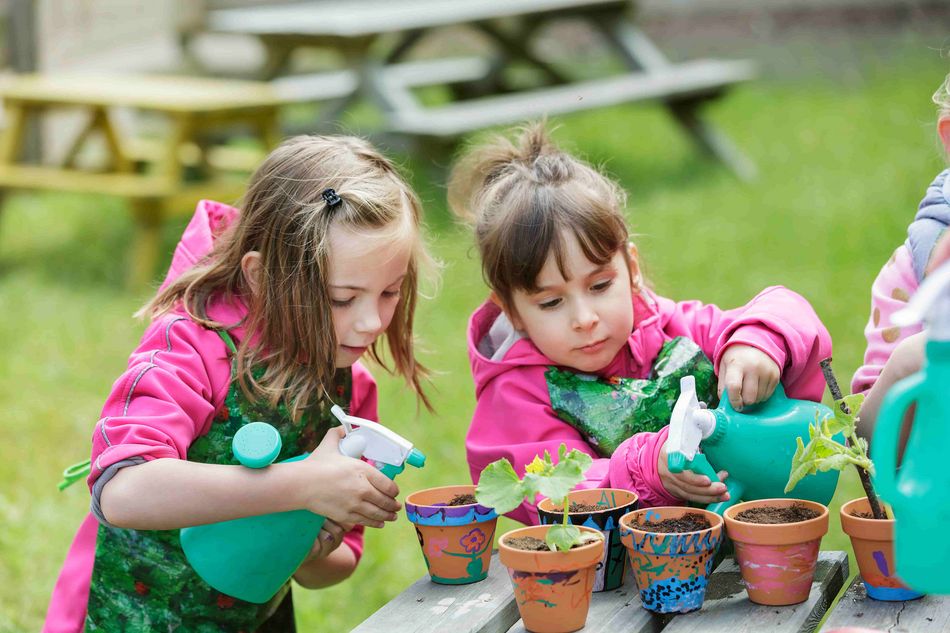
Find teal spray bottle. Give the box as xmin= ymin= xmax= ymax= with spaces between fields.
xmin=872 ymin=260 xmax=950 ymax=594
xmin=179 ymin=405 xmax=425 ymax=604
xmin=666 ymin=375 xmax=841 ymax=514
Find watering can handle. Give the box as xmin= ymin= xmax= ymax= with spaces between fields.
xmin=683 ymin=454 xmax=742 ymax=515
xmin=871 ymin=371 xmax=925 ymax=504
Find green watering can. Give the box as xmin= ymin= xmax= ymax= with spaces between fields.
xmin=667 ymin=375 xmax=840 ymax=515
xmin=874 ymin=260 xmax=950 ymax=594
xmin=180 ymin=405 xmax=425 ymax=604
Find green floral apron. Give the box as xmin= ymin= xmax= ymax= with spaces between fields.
xmin=546 ymin=337 xmax=717 ymax=457
xmin=84 ymin=330 xmax=351 ymax=632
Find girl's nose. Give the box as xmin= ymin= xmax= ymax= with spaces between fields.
xmin=354 ymin=305 xmax=383 ymax=335
xmin=572 ymin=302 xmax=599 ymax=331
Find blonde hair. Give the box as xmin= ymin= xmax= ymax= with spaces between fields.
xmin=934 ymin=72 xmax=950 ymax=118
xmin=448 ymin=123 xmax=631 ymax=310
xmin=141 ymin=135 xmax=434 ymax=418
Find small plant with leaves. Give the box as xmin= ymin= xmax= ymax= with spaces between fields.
xmin=785 ymin=360 xmax=886 ymax=519
xmin=475 ymin=444 xmax=602 ymax=552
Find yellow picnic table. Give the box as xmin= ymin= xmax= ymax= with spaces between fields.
xmin=0 ymin=72 xmax=290 ymax=287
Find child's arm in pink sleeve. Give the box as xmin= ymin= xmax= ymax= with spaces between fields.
xmin=607 ymin=427 xmax=681 ymax=508
xmin=466 ymin=368 xmax=677 ymax=523
xmin=88 ymin=316 xmax=230 ymax=525
xmin=851 ymin=245 xmax=921 ymax=395
xmin=343 ymin=361 xmax=377 ymax=564
xmin=662 ymin=286 xmax=832 ymax=401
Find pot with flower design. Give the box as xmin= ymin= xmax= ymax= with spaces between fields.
xmin=477 ymin=446 xmax=605 ymax=633
xmin=405 ymin=484 xmax=498 ymax=584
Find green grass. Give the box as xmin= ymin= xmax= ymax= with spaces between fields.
xmin=2 ymin=42 xmax=948 ymax=632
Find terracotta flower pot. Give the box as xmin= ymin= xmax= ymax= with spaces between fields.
xmin=405 ymin=485 xmax=498 ymax=585
xmin=723 ymin=498 xmax=828 ymax=606
xmin=537 ymin=488 xmax=638 ymax=592
xmin=619 ymin=506 xmax=723 ymax=614
xmin=840 ymin=497 xmax=923 ymax=601
xmin=498 ymin=524 xmax=604 ymax=633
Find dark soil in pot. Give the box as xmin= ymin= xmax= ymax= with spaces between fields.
xmin=734 ymin=504 xmax=819 ymax=524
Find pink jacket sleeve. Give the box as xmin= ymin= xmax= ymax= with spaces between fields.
xmin=851 ymin=245 xmax=921 ymax=395
xmin=659 ymin=286 xmax=832 ymax=402
xmin=88 ymin=315 xmax=230 ymax=495
xmin=466 ymin=366 xmax=677 ymax=525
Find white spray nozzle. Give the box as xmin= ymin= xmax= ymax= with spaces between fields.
xmin=667 ymin=376 xmax=717 ymax=463
xmin=331 ymin=405 xmax=414 ymax=467
xmin=892 ymin=260 xmax=950 ymax=341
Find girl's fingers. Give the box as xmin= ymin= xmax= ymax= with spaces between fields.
xmin=761 ymin=374 xmax=779 ymax=403
xmin=721 ymin=363 xmax=744 ymax=410
xmin=359 ymin=484 xmax=402 ymax=514
xmin=363 ymin=466 xmax=400 ymax=500
xmin=741 ymin=373 xmax=759 ymax=409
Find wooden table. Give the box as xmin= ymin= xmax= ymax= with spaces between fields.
xmin=0 ymin=73 xmax=330 ymax=286
xmin=204 ymin=0 xmax=756 ymax=180
xmin=352 ymin=551 xmax=950 ymax=633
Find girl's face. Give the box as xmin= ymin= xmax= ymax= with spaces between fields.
xmin=508 ymin=232 xmax=635 ymax=373
xmin=327 ymin=221 xmax=413 ymax=368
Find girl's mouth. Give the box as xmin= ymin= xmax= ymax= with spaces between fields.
xmin=341 ymin=344 xmax=369 ymax=355
xmin=578 ymin=339 xmax=607 ymax=354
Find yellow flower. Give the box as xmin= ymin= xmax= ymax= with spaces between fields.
xmin=525 ymin=456 xmax=546 ymax=475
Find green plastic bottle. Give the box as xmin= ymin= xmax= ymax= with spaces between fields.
xmin=873 ymin=261 xmax=950 ymax=594
xmin=180 ymin=407 xmax=425 ymax=604
xmin=667 ymin=375 xmax=840 ymax=515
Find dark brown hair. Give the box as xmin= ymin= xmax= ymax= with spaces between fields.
xmin=140 ymin=135 xmax=434 ymax=418
xmin=448 ymin=123 xmax=630 ymax=310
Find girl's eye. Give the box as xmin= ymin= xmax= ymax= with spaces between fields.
xmin=382 ymin=289 xmax=401 ymax=300
xmin=538 ymin=298 xmax=561 ymax=310
xmin=331 ymin=298 xmax=355 ymax=308
xmin=591 ymin=279 xmax=613 ymax=293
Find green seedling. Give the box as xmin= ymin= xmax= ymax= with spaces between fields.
xmin=785 ymin=392 xmax=886 ymax=519
xmin=476 ymin=444 xmax=601 ymax=552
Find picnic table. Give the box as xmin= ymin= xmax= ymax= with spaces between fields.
xmin=352 ymin=550 xmax=950 ymax=632
xmin=0 ymin=72 xmax=348 ymax=286
xmin=203 ymin=0 xmax=757 ymax=179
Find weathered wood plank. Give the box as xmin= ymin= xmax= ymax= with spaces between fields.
xmin=385 ymin=59 xmax=755 ymax=138
xmin=820 ymin=576 xmax=950 ymax=632
xmin=351 ymin=553 xmax=519 ymax=633
xmin=505 ymin=567 xmax=660 ymax=633
xmin=208 ymin=0 xmax=627 ymax=39
xmin=660 ymin=551 xmax=849 ymax=633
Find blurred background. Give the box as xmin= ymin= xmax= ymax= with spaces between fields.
xmin=0 ymin=0 xmax=948 ymax=630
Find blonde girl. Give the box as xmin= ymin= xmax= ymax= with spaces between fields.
xmin=45 ymin=135 xmax=433 ymax=631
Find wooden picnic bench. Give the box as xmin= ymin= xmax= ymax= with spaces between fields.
xmin=351 ymin=550 xmax=950 ymax=632
xmin=0 ymin=72 xmax=351 ymax=286
xmin=203 ymin=0 xmax=757 ymax=180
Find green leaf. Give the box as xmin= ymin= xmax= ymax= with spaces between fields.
xmin=546 ymin=524 xmax=581 ymax=552
xmin=475 ymin=459 xmax=525 ymax=514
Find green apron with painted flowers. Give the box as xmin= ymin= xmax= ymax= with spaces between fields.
xmin=546 ymin=336 xmax=717 ymax=457
xmin=84 ymin=330 xmax=351 ymax=632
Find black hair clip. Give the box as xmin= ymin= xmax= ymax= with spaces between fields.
xmin=322 ymin=188 xmax=342 ymax=209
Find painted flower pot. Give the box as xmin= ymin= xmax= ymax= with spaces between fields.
xmin=840 ymin=497 xmax=923 ymax=601
xmin=723 ymin=498 xmax=828 ymax=606
xmin=619 ymin=506 xmax=723 ymax=614
xmin=405 ymin=485 xmax=498 ymax=585
xmin=498 ymin=525 xmax=604 ymax=633
xmin=537 ymin=488 xmax=638 ymax=592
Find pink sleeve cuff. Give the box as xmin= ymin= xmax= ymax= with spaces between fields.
xmin=342 ymin=524 xmax=365 ymax=563
xmin=715 ymin=324 xmax=788 ymax=373
xmin=608 ymin=427 xmax=682 ymax=508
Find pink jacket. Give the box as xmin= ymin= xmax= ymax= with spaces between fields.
xmin=465 ymin=287 xmax=832 ymax=526
xmin=851 ymin=245 xmax=921 ymax=394
xmin=44 ymin=200 xmax=375 ymax=632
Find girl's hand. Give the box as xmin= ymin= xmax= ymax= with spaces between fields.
xmin=301 ymin=427 xmax=402 ymax=528
xmin=717 ymin=344 xmax=781 ymax=411
xmin=305 ymin=519 xmax=350 ymax=561
xmin=657 ymin=444 xmax=729 ymax=504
